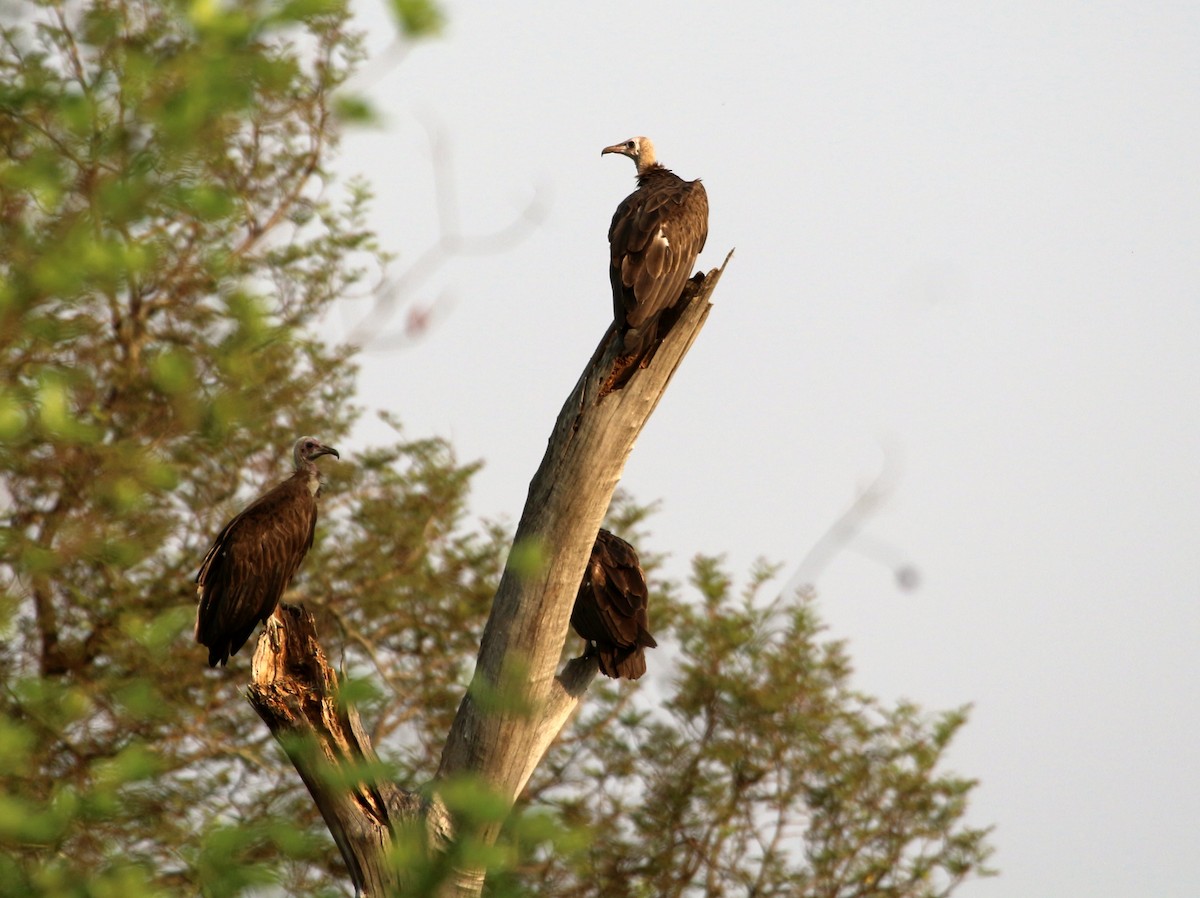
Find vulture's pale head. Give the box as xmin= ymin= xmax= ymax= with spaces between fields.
xmin=292 ymin=435 xmax=340 ymax=469
xmin=602 ymin=136 xmax=657 ymax=174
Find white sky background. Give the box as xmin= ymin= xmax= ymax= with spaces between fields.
xmin=329 ymin=2 xmax=1200 ymax=895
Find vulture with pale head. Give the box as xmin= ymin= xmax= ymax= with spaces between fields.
xmin=194 ymin=435 xmax=339 ymax=667
xmin=602 ymin=135 xmax=709 ymax=360
xmin=571 ymin=529 xmax=657 ymax=680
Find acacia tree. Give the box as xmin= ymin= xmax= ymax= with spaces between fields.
xmin=0 ymin=1 xmax=994 ymax=896
xmin=0 ymin=0 xmax=457 ymax=893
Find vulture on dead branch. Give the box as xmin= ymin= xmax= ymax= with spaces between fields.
xmin=571 ymin=529 xmax=658 ymax=680
xmin=194 ymin=435 xmax=339 ymax=667
xmin=602 ymin=135 xmax=709 ymax=361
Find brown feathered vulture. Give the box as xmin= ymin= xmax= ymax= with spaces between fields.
xmin=194 ymin=436 xmax=339 ymax=667
xmin=571 ymin=529 xmax=658 ymax=680
xmin=602 ymin=135 xmax=709 ymax=359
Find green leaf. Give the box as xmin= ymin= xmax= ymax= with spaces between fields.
xmin=388 ymin=0 xmax=444 ymax=38
xmin=94 ymin=744 xmax=164 ymax=787
xmin=0 ymin=719 xmax=35 ymax=777
xmin=333 ymin=93 xmax=377 ymax=124
xmin=0 ymin=392 xmax=30 ymax=441
xmin=274 ymin=0 xmax=347 ymax=22
xmin=506 ymin=535 xmax=546 ymax=581
xmin=150 ymin=349 xmax=197 ymax=395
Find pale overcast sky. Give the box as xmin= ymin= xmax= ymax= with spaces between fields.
xmin=331 ymin=3 xmax=1200 ymax=896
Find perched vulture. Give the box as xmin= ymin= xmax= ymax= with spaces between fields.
xmin=602 ymin=135 xmax=709 ymax=359
xmin=194 ymin=436 xmax=339 ymax=667
xmin=571 ymin=529 xmax=658 ymax=680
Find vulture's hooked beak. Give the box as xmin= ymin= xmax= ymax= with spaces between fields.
xmin=315 ymin=445 xmax=340 ymax=460
xmin=601 ymin=142 xmax=629 ymax=158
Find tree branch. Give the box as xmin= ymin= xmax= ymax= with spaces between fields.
xmin=434 ymin=252 xmax=732 ymax=895
xmin=247 ymin=251 xmax=730 ymax=896
xmin=247 ymin=604 xmax=451 ymax=897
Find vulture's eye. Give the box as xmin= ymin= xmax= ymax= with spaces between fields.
xmin=626 ymin=140 xmax=635 ymax=150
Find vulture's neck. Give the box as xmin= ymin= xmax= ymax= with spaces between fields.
xmin=636 ymin=163 xmax=673 ymax=185
xmin=296 ymin=463 xmax=322 ymax=497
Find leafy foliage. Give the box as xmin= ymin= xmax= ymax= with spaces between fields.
xmin=0 ymin=1 xmax=994 ymax=896
xmin=518 ymin=544 xmax=994 ymax=898
xmin=0 ymin=0 xmax=426 ymax=893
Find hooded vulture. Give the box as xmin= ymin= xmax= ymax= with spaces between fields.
xmin=571 ymin=529 xmax=658 ymax=680
xmin=602 ymin=135 xmax=709 ymax=359
xmin=194 ymin=435 xmax=339 ymax=667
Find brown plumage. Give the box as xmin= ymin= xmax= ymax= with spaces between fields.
xmin=194 ymin=436 xmax=339 ymax=667
xmin=571 ymin=529 xmax=658 ymax=680
xmin=602 ymin=136 xmax=709 ymax=359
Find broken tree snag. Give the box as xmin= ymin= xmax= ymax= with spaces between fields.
xmin=248 ymin=604 xmax=449 ymax=897
xmin=435 ymin=252 xmax=732 ymax=898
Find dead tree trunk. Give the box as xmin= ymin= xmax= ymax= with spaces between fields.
xmin=247 ymin=604 xmax=452 ymax=896
xmin=248 ymin=254 xmax=731 ymax=896
xmin=434 ymin=257 xmax=730 ymax=895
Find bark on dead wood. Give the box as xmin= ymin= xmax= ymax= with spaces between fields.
xmin=248 ymin=604 xmax=451 ymax=897
xmin=246 ymin=253 xmax=730 ymax=896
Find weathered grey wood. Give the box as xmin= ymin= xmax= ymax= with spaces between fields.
xmin=434 ymin=254 xmax=731 ymax=896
